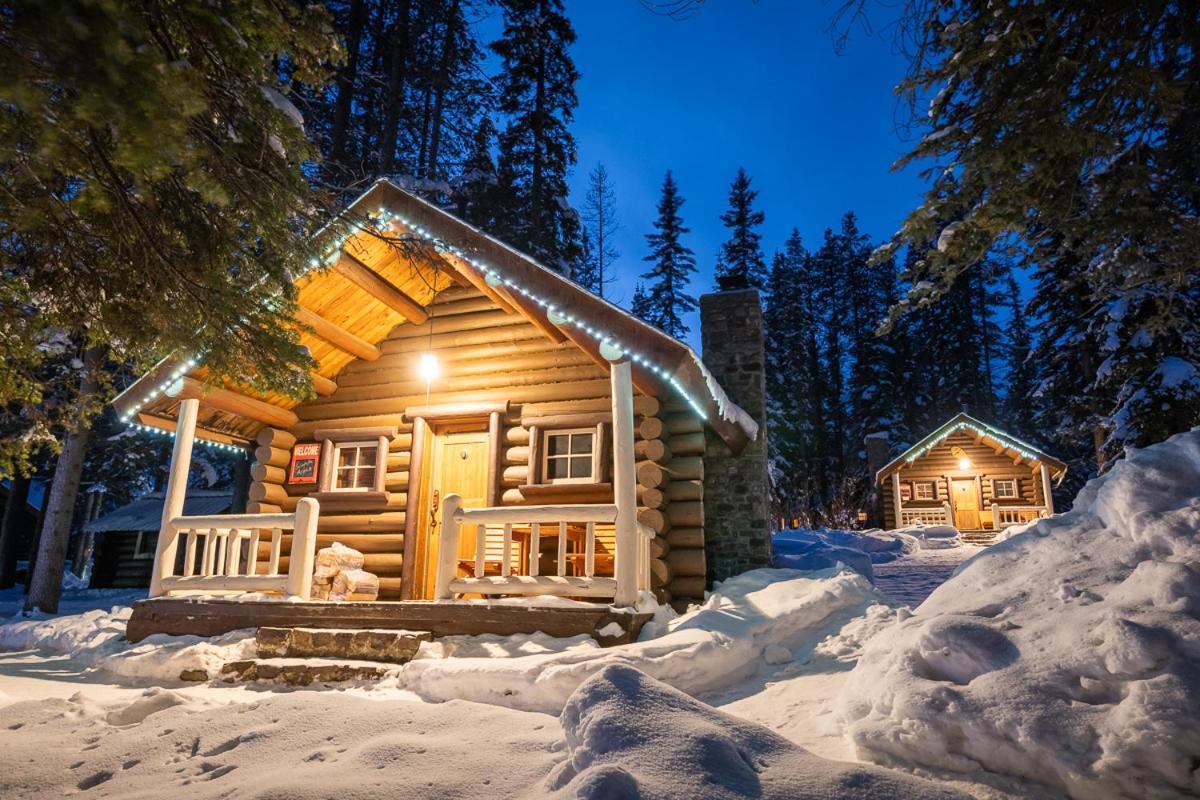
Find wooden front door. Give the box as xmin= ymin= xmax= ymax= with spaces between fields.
xmin=416 ymin=427 xmax=490 ymax=598
xmin=951 ymin=478 xmax=980 ymax=529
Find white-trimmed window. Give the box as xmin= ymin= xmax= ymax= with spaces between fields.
xmin=333 ymin=441 xmax=378 ymax=491
xmin=543 ymin=429 xmax=596 ymax=484
xmin=132 ymin=531 xmax=155 ymax=559
xmin=912 ymin=481 xmax=937 ymax=501
xmin=992 ymin=478 xmax=1019 ymax=499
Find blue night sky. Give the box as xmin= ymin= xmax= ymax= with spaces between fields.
xmin=559 ymin=0 xmax=929 ymax=346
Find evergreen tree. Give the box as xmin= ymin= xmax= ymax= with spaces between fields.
xmin=1002 ymin=274 xmax=1037 ymax=438
xmin=491 ymin=0 xmax=582 ymax=273
xmin=579 ymin=162 xmax=620 ymax=297
xmin=877 ymin=0 xmax=1200 ymax=456
xmin=810 ymin=227 xmax=849 ymax=487
xmin=764 ymin=231 xmax=825 ymax=524
xmin=0 ymin=0 xmax=337 ymax=611
xmin=639 ymin=171 xmax=698 ymax=339
xmin=452 ymin=115 xmax=502 ymax=230
xmin=714 ymin=168 xmax=767 ymax=291
xmin=629 ymin=282 xmax=652 ymax=324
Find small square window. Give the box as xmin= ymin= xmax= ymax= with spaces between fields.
xmin=333 ymin=442 xmax=378 ymax=491
xmin=544 ymin=430 xmax=595 ymax=484
xmin=132 ymin=531 xmax=155 ymax=559
xmin=913 ymin=481 xmax=936 ymax=501
xmin=993 ymin=478 xmax=1019 ymax=499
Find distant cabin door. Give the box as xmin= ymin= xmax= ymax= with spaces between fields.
xmin=416 ymin=427 xmax=490 ymax=599
xmin=951 ymin=478 xmax=981 ymax=529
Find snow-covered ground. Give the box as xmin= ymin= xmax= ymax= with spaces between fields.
xmin=4 ymin=431 xmax=1199 ymax=798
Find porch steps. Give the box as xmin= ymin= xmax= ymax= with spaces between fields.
xmin=217 ymin=657 xmax=396 ymax=686
xmin=960 ymin=529 xmax=999 ymax=546
xmin=255 ymin=626 xmax=433 ymax=663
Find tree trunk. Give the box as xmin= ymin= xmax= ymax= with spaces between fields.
xmin=329 ymin=0 xmax=366 ymax=172
xmin=25 ymin=423 xmax=91 ymax=612
xmin=25 ymin=353 xmax=101 ymax=613
xmin=0 ymin=476 xmax=30 ymax=588
xmin=378 ymin=0 xmax=412 ymax=176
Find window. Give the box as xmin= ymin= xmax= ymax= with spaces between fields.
xmin=132 ymin=531 xmax=155 ymax=559
xmin=333 ymin=441 xmax=378 ymax=491
xmin=543 ymin=429 xmax=595 ymax=483
xmin=913 ymin=481 xmax=937 ymax=501
xmin=993 ymin=478 xmax=1019 ymax=499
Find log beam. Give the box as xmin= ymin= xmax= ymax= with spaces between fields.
xmin=294 ymin=307 xmax=381 ymax=362
xmin=168 ymin=377 xmax=298 ymax=429
xmin=334 ymin=252 xmax=429 ymax=323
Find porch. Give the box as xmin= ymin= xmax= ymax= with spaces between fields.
xmin=134 ymin=356 xmax=654 ymax=642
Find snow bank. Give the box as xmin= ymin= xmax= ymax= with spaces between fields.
xmin=840 ymin=429 xmax=1200 ymax=799
xmin=545 ymin=665 xmax=969 ymax=799
xmin=397 ymin=567 xmax=886 ymax=714
xmin=773 ymin=526 xmax=930 ymax=579
xmin=0 ymin=605 xmax=254 ymax=684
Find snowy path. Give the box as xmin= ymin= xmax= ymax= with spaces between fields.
xmin=871 ymin=545 xmax=984 ymax=607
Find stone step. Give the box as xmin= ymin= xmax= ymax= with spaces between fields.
xmin=218 ymin=658 xmax=394 ymax=686
xmin=255 ymin=626 xmax=433 ymax=663
xmin=960 ymin=530 xmax=998 ymax=545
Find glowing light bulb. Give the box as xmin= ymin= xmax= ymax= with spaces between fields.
xmin=418 ymin=352 xmax=440 ymax=382
xmin=958 ymin=457 xmax=971 ymax=470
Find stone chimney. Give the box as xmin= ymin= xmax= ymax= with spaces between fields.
xmin=700 ymin=284 xmax=772 ymax=584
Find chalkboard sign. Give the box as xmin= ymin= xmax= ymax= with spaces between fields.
xmin=288 ymin=443 xmax=321 ymax=485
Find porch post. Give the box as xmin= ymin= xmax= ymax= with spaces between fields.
xmin=890 ymin=472 xmax=902 ymax=527
xmin=149 ymin=397 xmax=198 ymax=597
xmin=1040 ymin=464 xmax=1055 ymax=515
xmin=608 ymin=356 xmax=638 ymax=606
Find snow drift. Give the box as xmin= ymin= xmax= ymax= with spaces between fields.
xmin=545 ymin=664 xmax=969 ymax=799
xmin=839 ymin=429 xmax=1200 ymax=799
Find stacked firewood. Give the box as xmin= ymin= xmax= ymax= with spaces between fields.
xmin=310 ymin=542 xmax=380 ymax=601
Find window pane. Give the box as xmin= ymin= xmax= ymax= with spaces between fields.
xmin=335 ymin=466 xmax=354 ymax=488
xmin=358 ymin=447 xmax=377 ymax=468
xmin=356 ymin=467 xmax=376 ymax=489
xmin=547 ymin=458 xmax=569 ymax=479
xmin=338 ymin=447 xmax=357 ymax=467
xmin=569 ymin=456 xmax=592 ymax=478
xmin=547 ymin=434 xmax=570 ymax=457
xmin=571 ymin=433 xmax=593 ymax=455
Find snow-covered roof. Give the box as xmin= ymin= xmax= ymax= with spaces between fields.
xmin=875 ymin=412 xmax=1067 ymax=484
xmin=84 ymin=490 xmax=233 ymax=534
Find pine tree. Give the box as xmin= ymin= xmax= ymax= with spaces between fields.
xmin=453 ymin=116 xmax=501 ymax=230
xmin=714 ymin=168 xmax=767 ymax=291
xmin=878 ymin=1 xmax=1200 ymax=457
xmin=630 ymin=282 xmax=652 ymax=323
xmin=639 ymin=171 xmax=698 ymax=339
xmin=764 ymin=231 xmax=825 ymax=524
xmin=491 ymin=0 xmax=582 ymax=273
xmin=1002 ymin=274 xmax=1037 ymax=437
xmin=810 ymin=227 xmax=849 ymax=487
xmin=579 ymin=163 xmax=620 ymax=297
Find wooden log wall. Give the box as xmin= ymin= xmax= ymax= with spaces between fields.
xmin=247 ymin=286 xmax=711 ymax=602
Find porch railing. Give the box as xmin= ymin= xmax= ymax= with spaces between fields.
xmin=990 ymin=503 xmax=1049 ymax=530
xmin=898 ymin=502 xmax=953 ymax=527
xmin=150 ymin=497 xmax=320 ymax=599
xmin=433 ymin=495 xmax=652 ymax=606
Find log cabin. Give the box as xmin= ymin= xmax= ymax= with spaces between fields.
xmin=875 ymin=413 xmax=1066 ymax=544
xmin=113 ymin=179 xmax=768 ymax=644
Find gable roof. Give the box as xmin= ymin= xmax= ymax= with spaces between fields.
xmin=84 ymin=490 xmax=233 ymax=534
xmin=875 ymin=412 xmax=1068 ymax=484
xmin=112 ymin=180 xmax=756 ymax=452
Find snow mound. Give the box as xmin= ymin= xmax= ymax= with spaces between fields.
xmin=397 ymin=567 xmax=887 ymax=713
xmin=839 ymin=429 xmax=1200 ymax=799
xmin=546 ymin=664 xmax=969 ymax=799
xmin=0 ymin=605 xmax=254 ymax=684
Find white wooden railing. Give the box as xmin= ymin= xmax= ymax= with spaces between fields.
xmin=898 ymin=502 xmax=953 ymax=527
xmin=434 ymin=495 xmax=652 ymax=606
xmin=150 ymin=497 xmax=320 ymax=599
xmin=990 ymin=504 xmax=1049 ymax=530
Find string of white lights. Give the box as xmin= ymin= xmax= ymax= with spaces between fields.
xmin=122 ymin=204 xmax=713 ymax=453
xmin=904 ymin=420 xmax=1044 ymax=464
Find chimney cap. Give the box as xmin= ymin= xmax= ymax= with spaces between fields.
xmin=716 ymin=273 xmax=750 ymax=291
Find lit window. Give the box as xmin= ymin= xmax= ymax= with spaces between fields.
xmin=333 ymin=441 xmax=378 ymax=492
xmin=993 ymin=478 xmax=1019 ymax=499
xmin=913 ymin=481 xmax=936 ymax=501
xmin=543 ymin=430 xmax=595 ymax=483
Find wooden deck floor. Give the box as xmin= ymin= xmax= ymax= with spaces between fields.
xmin=126 ymin=597 xmax=651 ymax=647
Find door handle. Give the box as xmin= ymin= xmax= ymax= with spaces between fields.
xmin=430 ymin=489 xmax=440 ymax=531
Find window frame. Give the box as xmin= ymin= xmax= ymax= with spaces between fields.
xmin=912 ymin=480 xmax=937 ymax=501
xmin=132 ymin=531 xmax=155 ymax=560
xmin=541 ymin=428 xmax=598 ymax=485
xmin=330 ymin=440 xmax=381 ymax=493
xmin=992 ymin=478 xmax=1019 ymax=500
